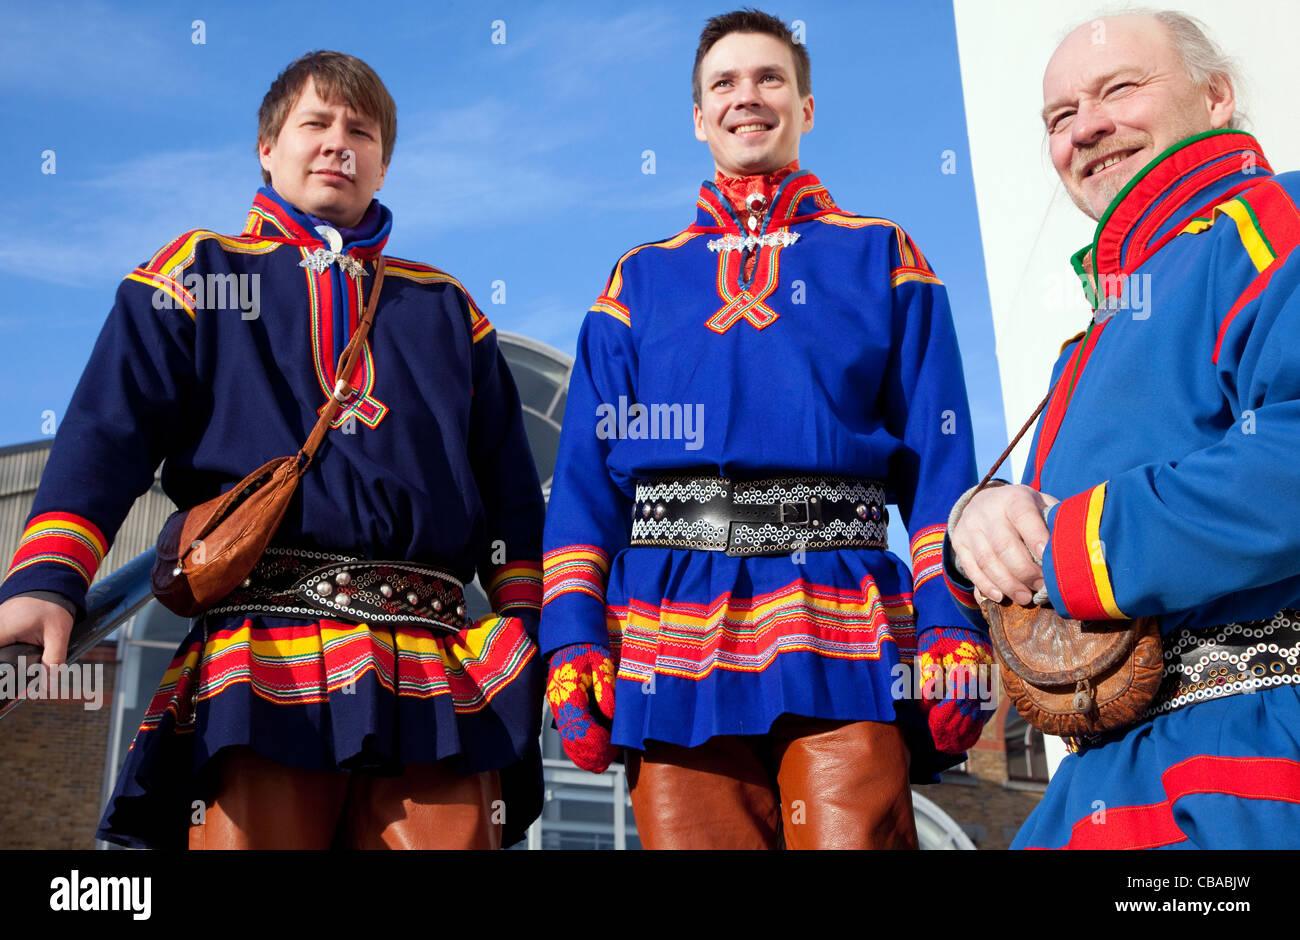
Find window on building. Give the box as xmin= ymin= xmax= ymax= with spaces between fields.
xmin=1004 ymin=710 xmax=1049 ymax=783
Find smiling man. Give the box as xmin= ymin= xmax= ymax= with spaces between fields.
xmin=0 ymin=51 xmax=546 ymax=849
xmin=539 ymin=9 xmax=988 ymax=849
xmin=947 ymin=11 xmax=1300 ymax=848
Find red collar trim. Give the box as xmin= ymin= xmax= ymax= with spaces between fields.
xmin=1090 ymin=131 xmax=1270 ymax=283
xmin=712 ymin=160 xmax=800 ymax=216
xmin=246 ymin=191 xmax=314 ymax=240
xmin=691 ymin=168 xmax=837 ymax=233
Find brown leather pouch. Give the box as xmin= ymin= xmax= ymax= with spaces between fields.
xmin=979 ymin=595 xmax=1163 ymax=736
xmin=962 ymin=377 xmax=1162 ymax=737
xmin=150 ymin=257 xmax=386 ymax=617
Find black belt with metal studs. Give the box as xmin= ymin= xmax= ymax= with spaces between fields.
xmin=629 ymin=474 xmax=890 ymax=557
xmin=1137 ymin=610 xmax=1300 ymax=721
xmin=203 ymin=546 xmax=468 ymax=636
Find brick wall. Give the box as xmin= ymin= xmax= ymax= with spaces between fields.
xmin=0 ymin=647 xmax=117 ymax=849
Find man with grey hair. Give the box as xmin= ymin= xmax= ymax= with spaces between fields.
xmin=946 ymin=10 xmax=1300 ymax=848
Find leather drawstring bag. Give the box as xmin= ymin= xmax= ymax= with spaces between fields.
xmin=964 ymin=386 xmax=1163 ymax=737
xmin=150 ymin=257 xmax=386 ymax=617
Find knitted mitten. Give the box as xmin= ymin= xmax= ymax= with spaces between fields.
xmin=546 ymin=642 xmax=618 ymax=773
xmin=916 ymin=626 xmax=996 ymax=753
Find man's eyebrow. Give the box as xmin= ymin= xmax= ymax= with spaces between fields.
xmin=706 ymin=62 xmax=790 ymax=80
xmin=298 ymin=106 xmax=377 ymax=127
xmin=1041 ymin=68 xmax=1133 ymax=123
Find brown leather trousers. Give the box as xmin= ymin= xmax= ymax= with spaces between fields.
xmin=626 ymin=715 xmax=918 ymax=849
xmin=188 ymin=746 xmax=502 ymax=850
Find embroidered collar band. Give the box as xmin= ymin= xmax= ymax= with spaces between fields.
xmin=244 ymin=186 xmax=393 ymax=270
xmin=692 ymin=166 xmax=837 ymax=241
xmin=1072 ymin=130 xmax=1272 ymax=308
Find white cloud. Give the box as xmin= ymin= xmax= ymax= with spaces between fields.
xmin=0 ymin=146 xmax=256 ymax=288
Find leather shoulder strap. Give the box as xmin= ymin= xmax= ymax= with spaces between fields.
xmin=299 ymin=256 xmax=387 ymax=465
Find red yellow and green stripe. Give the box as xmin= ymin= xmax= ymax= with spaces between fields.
xmin=1048 ymin=482 xmax=1126 ymax=621
xmin=909 ymin=523 xmax=947 ymax=592
xmin=487 ymin=561 xmax=543 ymax=612
xmin=139 ymin=614 xmax=536 ymax=728
xmin=607 ymin=577 xmax=915 ymax=683
xmin=542 ymin=545 xmax=610 ymax=606
xmin=6 ymin=511 xmax=108 ymax=587
xmin=590 ymin=296 xmax=630 ymax=327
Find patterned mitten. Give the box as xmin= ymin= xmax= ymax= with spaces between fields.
xmin=546 ymin=642 xmax=618 ymax=773
xmin=916 ymin=626 xmax=996 ymax=753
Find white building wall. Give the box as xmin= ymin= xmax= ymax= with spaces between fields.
xmin=953 ymin=0 xmax=1300 ymax=479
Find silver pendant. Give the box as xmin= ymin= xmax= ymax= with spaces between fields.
xmin=299 ymin=248 xmax=335 ymax=274
xmin=337 ymin=254 xmax=367 ymax=278
xmin=707 ymin=230 xmax=801 ymax=253
xmin=298 ymin=247 xmax=368 ymax=277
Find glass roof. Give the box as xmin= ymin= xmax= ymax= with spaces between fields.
xmin=498 ymin=332 xmax=572 ymax=497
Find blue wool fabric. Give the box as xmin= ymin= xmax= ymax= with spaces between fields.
xmin=540 ymin=169 xmax=980 ymax=779
xmin=946 ymin=131 xmax=1300 ymax=848
xmin=0 ymin=187 xmax=547 ymax=847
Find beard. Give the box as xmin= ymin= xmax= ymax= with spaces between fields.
xmin=1081 ymin=172 xmax=1130 ymax=220
xmin=1065 ymin=114 xmax=1216 ymax=221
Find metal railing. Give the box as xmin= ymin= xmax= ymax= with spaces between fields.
xmin=0 ymin=550 xmax=156 ymax=720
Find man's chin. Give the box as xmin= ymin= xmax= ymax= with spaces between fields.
xmin=1072 ymin=173 xmax=1132 ymax=221
xmin=298 ymin=196 xmax=357 ymax=226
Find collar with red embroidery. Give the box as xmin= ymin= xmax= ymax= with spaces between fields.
xmin=692 ymin=166 xmax=837 ymax=237
xmin=241 ymin=186 xmax=391 ymax=263
xmin=1070 ymin=129 xmax=1272 ymax=308
xmin=713 ymin=160 xmax=800 ymax=217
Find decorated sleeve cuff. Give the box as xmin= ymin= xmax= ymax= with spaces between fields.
xmin=1042 ymin=483 xmax=1128 ymax=620
xmin=540 ymin=544 xmax=614 ymax=656
xmin=941 ymin=535 xmax=980 ymax=618
xmin=914 ymin=570 xmax=989 ymax=637
xmin=0 ymin=564 xmax=91 ymax=621
xmin=485 ymin=560 xmax=542 ymax=615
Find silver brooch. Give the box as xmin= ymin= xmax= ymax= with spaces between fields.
xmin=298 ymin=224 xmax=368 ymax=277
xmin=706 ymin=231 xmax=800 ymax=253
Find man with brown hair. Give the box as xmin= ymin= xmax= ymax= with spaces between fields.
xmin=0 ymin=51 xmax=546 ymax=849
xmin=540 ymin=9 xmax=989 ymax=848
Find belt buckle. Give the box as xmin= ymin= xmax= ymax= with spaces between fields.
xmin=779 ymin=498 xmax=816 ymax=526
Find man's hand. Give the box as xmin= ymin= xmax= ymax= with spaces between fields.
xmin=546 ymin=642 xmax=618 ymax=774
xmin=916 ymin=627 xmax=996 ymax=753
xmin=0 ymin=596 xmax=75 ymax=667
xmin=950 ymin=484 xmax=1060 ymax=606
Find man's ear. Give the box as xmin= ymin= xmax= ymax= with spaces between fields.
xmin=375 ymin=162 xmax=388 ymax=193
xmin=801 ymin=94 xmax=815 ymax=134
xmin=1207 ymin=76 xmax=1236 ymax=129
xmin=693 ymin=103 xmax=708 ymax=144
xmin=257 ymin=138 xmax=274 ymax=177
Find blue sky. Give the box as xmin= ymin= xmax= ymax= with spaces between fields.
xmin=0 ymin=0 xmax=1005 ymax=474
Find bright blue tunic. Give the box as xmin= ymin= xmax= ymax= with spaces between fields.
xmin=541 ymin=170 xmax=980 ymax=778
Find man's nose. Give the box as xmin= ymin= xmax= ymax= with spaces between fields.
xmin=733 ymin=77 xmax=763 ymax=107
xmin=1071 ymin=99 xmax=1114 ymax=148
xmin=319 ymin=119 xmax=348 ymax=155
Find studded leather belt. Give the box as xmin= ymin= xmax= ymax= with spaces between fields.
xmin=203 ymin=546 xmax=468 ymax=636
xmin=629 ymin=474 xmax=889 ymax=557
xmin=1138 ymin=609 xmax=1300 ymax=721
